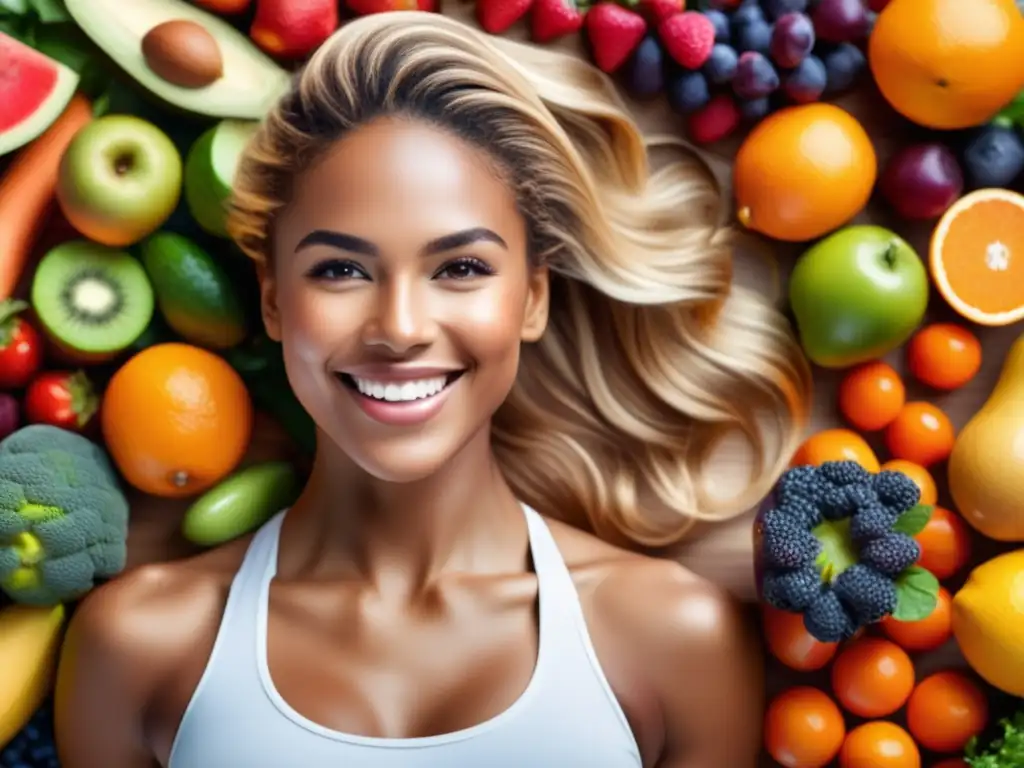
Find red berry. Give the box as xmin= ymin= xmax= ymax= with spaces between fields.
xmin=638 ymin=0 xmax=684 ymax=25
xmin=477 ymin=0 xmax=533 ymax=33
xmin=660 ymin=11 xmax=716 ymax=69
xmin=687 ymin=94 xmax=740 ymax=144
xmin=531 ymin=0 xmax=586 ymax=43
xmin=584 ymin=2 xmax=648 ymax=74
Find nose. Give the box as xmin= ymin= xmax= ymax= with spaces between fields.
xmin=361 ymin=276 xmax=436 ymax=354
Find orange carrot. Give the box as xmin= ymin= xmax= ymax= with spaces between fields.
xmin=0 ymin=94 xmax=93 ymax=301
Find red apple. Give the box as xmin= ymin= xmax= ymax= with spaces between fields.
xmin=879 ymin=143 xmax=964 ymax=221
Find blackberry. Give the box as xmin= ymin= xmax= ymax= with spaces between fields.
xmin=777 ymin=496 xmax=823 ymax=529
xmin=860 ymin=533 xmax=921 ymax=577
xmin=762 ymin=565 xmax=822 ymax=612
xmin=803 ymin=589 xmax=857 ymax=643
xmin=844 ymin=483 xmax=878 ymax=512
xmin=820 ymin=484 xmax=856 ymax=521
xmin=849 ymin=501 xmax=900 ymax=543
xmin=819 ymin=460 xmax=871 ymax=488
xmin=761 ymin=508 xmax=821 ymax=568
xmin=776 ymin=465 xmax=828 ymax=506
xmin=874 ymin=470 xmax=921 ymax=513
xmin=833 ymin=564 xmax=898 ymax=625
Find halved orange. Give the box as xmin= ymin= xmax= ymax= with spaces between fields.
xmin=930 ymin=188 xmax=1024 ymax=326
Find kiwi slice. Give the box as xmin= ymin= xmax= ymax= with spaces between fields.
xmin=31 ymin=239 xmax=155 ymax=356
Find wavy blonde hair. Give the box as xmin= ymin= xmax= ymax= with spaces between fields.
xmin=227 ymin=11 xmax=812 ymax=547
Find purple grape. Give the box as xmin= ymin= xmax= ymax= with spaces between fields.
xmin=703 ymin=44 xmax=739 ymax=84
xmin=734 ymin=18 xmax=773 ymax=55
xmin=666 ymin=70 xmax=711 ymax=115
xmin=812 ymin=0 xmax=870 ymax=43
xmin=769 ymin=13 xmax=815 ymax=68
xmin=782 ymin=55 xmax=827 ymax=103
xmin=624 ymin=36 xmax=665 ymax=100
xmin=0 ymin=394 xmax=19 ymax=442
xmin=762 ymin=0 xmax=809 ymax=20
xmin=822 ymin=42 xmax=866 ymax=95
xmin=733 ymin=51 xmax=779 ymax=99
xmin=739 ymin=96 xmax=772 ymax=122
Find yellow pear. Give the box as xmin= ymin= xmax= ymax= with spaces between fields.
xmin=948 ymin=332 xmax=1024 ymax=541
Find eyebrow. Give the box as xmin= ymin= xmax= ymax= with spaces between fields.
xmin=295 ymin=227 xmax=508 ymax=257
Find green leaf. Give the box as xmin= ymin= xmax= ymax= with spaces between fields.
xmin=892 ymin=504 xmax=933 ymax=536
xmin=0 ymin=0 xmax=30 ymax=16
xmin=27 ymin=0 xmax=68 ymax=22
xmin=892 ymin=565 xmax=939 ymax=622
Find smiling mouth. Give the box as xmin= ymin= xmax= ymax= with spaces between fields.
xmin=336 ymin=371 xmax=465 ymax=403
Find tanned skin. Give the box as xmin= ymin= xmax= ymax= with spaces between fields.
xmin=55 ymin=118 xmax=764 ymax=768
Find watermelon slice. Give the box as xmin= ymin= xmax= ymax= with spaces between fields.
xmin=0 ymin=32 xmax=80 ymax=157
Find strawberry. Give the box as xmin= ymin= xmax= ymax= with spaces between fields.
xmin=584 ymin=2 xmax=647 ymax=74
xmin=638 ymin=0 xmax=684 ymax=25
xmin=687 ymin=94 xmax=740 ymax=145
xmin=478 ymin=0 xmax=534 ymax=33
xmin=531 ymin=0 xmax=586 ymax=43
xmin=345 ymin=0 xmax=437 ymax=14
xmin=659 ymin=11 xmax=715 ymax=69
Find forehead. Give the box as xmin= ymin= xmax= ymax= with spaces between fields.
xmin=277 ymin=118 xmax=522 ymax=251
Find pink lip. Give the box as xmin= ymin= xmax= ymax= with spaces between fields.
xmin=342 ymin=377 xmax=458 ymax=427
xmin=340 ymin=365 xmax=463 ymax=382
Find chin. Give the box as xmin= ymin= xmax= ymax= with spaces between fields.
xmin=333 ymin=432 xmax=469 ymax=484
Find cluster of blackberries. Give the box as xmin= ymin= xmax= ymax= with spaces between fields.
xmin=0 ymin=704 xmax=58 ymax=768
xmin=759 ymin=461 xmax=922 ymax=643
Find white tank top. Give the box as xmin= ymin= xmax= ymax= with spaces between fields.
xmin=168 ymin=505 xmax=644 ymax=767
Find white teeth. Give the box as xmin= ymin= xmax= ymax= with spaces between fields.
xmin=351 ymin=376 xmax=448 ymax=402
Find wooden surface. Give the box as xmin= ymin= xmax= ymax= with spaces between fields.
xmin=117 ymin=3 xmax=1022 ymax=765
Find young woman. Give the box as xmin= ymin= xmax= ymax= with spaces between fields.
xmin=55 ymin=12 xmax=810 ymax=767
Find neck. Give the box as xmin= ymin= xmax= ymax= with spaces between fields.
xmin=288 ymin=425 xmax=527 ymax=597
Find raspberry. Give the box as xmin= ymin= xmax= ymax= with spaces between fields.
xmin=687 ymin=93 xmax=740 ymax=145
xmin=659 ymin=11 xmax=716 ymax=69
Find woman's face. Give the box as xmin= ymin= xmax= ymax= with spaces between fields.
xmin=265 ymin=118 xmax=549 ymax=482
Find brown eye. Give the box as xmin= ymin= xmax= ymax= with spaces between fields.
xmin=434 ymin=257 xmax=494 ymax=280
xmin=306 ymin=259 xmax=368 ymax=281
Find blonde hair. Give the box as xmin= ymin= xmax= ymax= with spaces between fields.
xmin=227 ymin=11 xmax=812 ymax=547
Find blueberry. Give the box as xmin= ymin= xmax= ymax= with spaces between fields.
xmin=739 ymin=96 xmax=772 ymax=121
xmin=962 ymin=124 xmax=1024 ymax=188
xmin=703 ymin=44 xmax=739 ymax=84
xmin=822 ymin=42 xmax=866 ymax=95
xmin=783 ymin=55 xmax=827 ymax=103
xmin=733 ymin=51 xmax=780 ymax=100
xmin=762 ymin=0 xmax=809 ymax=20
xmin=734 ymin=18 xmax=774 ymax=55
xmin=666 ymin=70 xmax=711 ymax=115
xmin=624 ymin=35 xmax=666 ymax=100
xmin=705 ymin=9 xmax=731 ymax=42
xmin=731 ymin=2 xmax=765 ymax=28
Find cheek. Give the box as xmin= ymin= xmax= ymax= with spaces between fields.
xmin=444 ymin=281 xmax=527 ymax=377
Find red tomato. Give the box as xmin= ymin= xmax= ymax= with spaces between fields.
xmin=0 ymin=301 xmax=43 ymax=390
xmin=24 ymin=371 xmax=99 ymax=432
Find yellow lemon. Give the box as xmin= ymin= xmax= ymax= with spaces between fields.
xmin=952 ymin=549 xmax=1024 ymax=696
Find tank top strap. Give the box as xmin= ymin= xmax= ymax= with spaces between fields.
xmin=522 ymin=505 xmax=589 ymax=649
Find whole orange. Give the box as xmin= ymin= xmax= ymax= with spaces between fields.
xmin=792 ymin=429 xmax=880 ymax=473
xmin=881 ymin=586 xmax=952 ymax=652
xmin=763 ymin=605 xmax=838 ymax=672
xmin=838 ymin=721 xmax=920 ymax=768
xmin=879 ymin=460 xmax=938 ymax=506
xmin=906 ymin=671 xmax=988 ymax=753
xmin=915 ymin=506 xmax=972 ymax=581
xmin=831 ymin=637 xmax=915 ymax=718
xmin=733 ymin=104 xmax=877 ymax=242
xmin=102 ymin=343 xmax=254 ymax=497
xmin=869 ymin=0 xmax=1024 ymax=129
xmin=838 ymin=362 xmax=905 ymax=432
xmin=885 ymin=402 xmax=955 ymax=467
xmin=906 ymin=324 xmax=982 ymax=391
xmin=764 ymin=686 xmax=846 ymax=768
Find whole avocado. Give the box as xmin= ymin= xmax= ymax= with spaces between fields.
xmin=788 ymin=225 xmax=929 ymax=369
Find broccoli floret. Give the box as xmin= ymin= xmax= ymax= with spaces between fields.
xmin=849 ymin=501 xmax=900 ymax=543
xmin=873 ymin=470 xmax=921 ymax=513
xmin=819 ymin=460 xmax=871 ymax=487
xmin=776 ymin=465 xmax=829 ymax=505
xmin=0 ymin=427 xmax=129 ymax=606
xmin=762 ymin=565 xmax=822 ymax=612
xmin=833 ymin=563 xmax=898 ymax=625
xmin=761 ymin=508 xmax=821 ymax=568
xmin=860 ymin=533 xmax=921 ymax=577
xmin=803 ymin=589 xmax=857 ymax=643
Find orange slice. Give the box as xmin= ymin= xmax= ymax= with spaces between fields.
xmin=930 ymin=188 xmax=1024 ymax=326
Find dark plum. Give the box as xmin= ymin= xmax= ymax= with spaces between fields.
xmin=666 ymin=70 xmax=711 ymax=115
xmin=812 ymin=0 xmax=870 ymax=43
xmin=733 ymin=51 xmax=779 ymax=99
xmin=822 ymin=42 xmax=866 ymax=95
xmin=0 ymin=393 xmax=18 ymax=442
xmin=739 ymin=96 xmax=772 ymax=122
xmin=703 ymin=43 xmax=739 ymax=84
xmin=624 ymin=36 xmax=666 ymax=100
xmin=880 ymin=143 xmax=964 ymax=221
xmin=734 ymin=18 xmax=773 ymax=55
xmin=762 ymin=0 xmax=809 ymax=19
xmin=769 ymin=12 xmax=815 ymax=68
xmin=705 ymin=9 xmax=731 ymax=42
xmin=962 ymin=125 xmax=1024 ymax=189
xmin=783 ymin=55 xmax=827 ymax=103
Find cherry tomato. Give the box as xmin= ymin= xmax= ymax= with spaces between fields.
xmin=0 ymin=300 xmax=43 ymax=390
xmin=763 ymin=605 xmax=838 ymax=671
xmin=24 ymin=371 xmax=99 ymax=432
xmin=907 ymin=671 xmax=988 ymax=754
xmin=831 ymin=637 xmax=915 ymax=718
xmin=881 ymin=587 xmax=952 ymax=652
xmin=764 ymin=686 xmax=846 ymax=768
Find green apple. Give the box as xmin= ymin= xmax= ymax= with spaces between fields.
xmin=183 ymin=119 xmax=258 ymax=238
xmin=788 ymin=225 xmax=929 ymax=369
xmin=56 ymin=115 xmax=182 ymax=247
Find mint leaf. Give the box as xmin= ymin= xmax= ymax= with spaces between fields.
xmin=892 ymin=565 xmax=939 ymax=622
xmin=892 ymin=504 xmax=933 ymax=536
xmin=27 ymin=0 xmax=68 ymax=22
xmin=0 ymin=0 xmax=30 ymax=16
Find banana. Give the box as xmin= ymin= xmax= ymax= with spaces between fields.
xmin=0 ymin=602 xmax=66 ymax=749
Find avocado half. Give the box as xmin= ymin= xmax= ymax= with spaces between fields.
xmin=63 ymin=0 xmax=291 ymax=120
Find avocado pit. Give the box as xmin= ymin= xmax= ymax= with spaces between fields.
xmin=142 ymin=19 xmax=224 ymax=89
